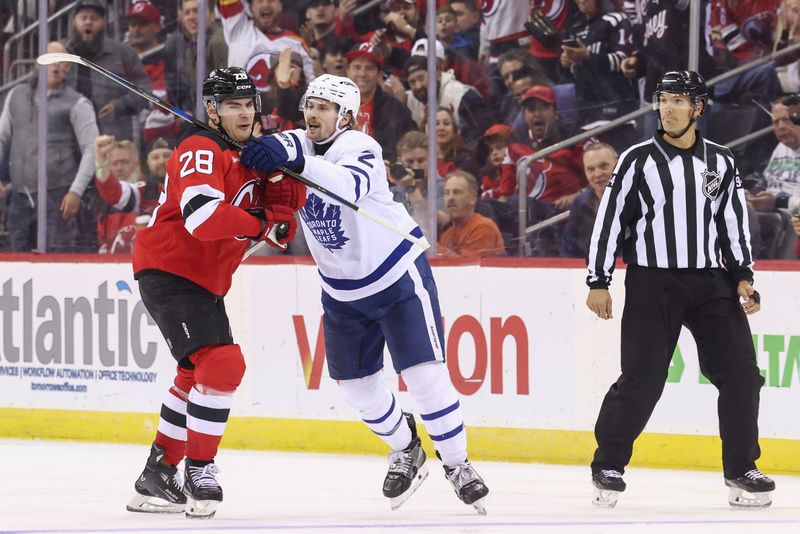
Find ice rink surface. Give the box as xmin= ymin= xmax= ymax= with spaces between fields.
xmin=3 ymin=439 xmax=799 ymax=534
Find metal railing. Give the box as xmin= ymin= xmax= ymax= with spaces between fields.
xmin=2 ymin=1 xmax=77 ymax=84
xmin=514 ymin=42 xmax=800 ymax=256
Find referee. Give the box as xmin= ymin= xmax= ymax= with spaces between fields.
xmin=585 ymin=71 xmax=775 ymax=509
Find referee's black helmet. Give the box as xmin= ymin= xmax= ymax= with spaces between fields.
xmin=652 ymin=70 xmax=708 ymax=113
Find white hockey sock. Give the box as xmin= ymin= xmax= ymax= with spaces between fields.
xmin=338 ymin=371 xmax=412 ymax=451
xmin=402 ymin=362 xmax=467 ymax=466
xmin=157 ymin=386 xmax=188 ymax=441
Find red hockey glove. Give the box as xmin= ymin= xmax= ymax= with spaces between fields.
xmin=264 ymin=171 xmax=307 ymax=211
xmin=246 ymin=206 xmax=297 ymax=249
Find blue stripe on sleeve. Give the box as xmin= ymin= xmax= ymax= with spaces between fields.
xmin=319 ymin=227 xmax=424 ymax=290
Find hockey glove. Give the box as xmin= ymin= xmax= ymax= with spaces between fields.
xmin=264 ymin=171 xmax=308 ymax=211
xmin=241 ymin=132 xmax=305 ymax=175
xmin=245 ymin=206 xmax=297 ymax=249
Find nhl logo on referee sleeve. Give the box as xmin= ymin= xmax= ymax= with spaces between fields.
xmin=701 ymin=169 xmax=722 ymax=200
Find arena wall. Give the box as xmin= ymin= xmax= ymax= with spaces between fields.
xmin=0 ymin=256 xmax=798 ymax=473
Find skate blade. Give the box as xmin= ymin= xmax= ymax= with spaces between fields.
xmin=390 ymin=464 xmax=430 ymax=511
xmin=728 ymin=488 xmax=773 ymax=509
xmin=126 ymin=493 xmax=185 ymax=514
xmin=592 ymin=488 xmax=620 ymax=508
xmin=470 ymin=497 xmax=487 ymax=515
xmin=185 ymin=497 xmax=219 ymax=519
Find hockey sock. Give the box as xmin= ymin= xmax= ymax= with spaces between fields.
xmin=402 ymin=362 xmax=467 ymax=466
xmin=186 ymin=386 xmax=232 ymax=461
xmin=338 ymin=371 xmax=412 ymax=451
xmin=155 ymin=367 xmax=194 ymax=465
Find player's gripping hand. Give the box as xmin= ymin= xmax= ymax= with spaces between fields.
xmin=265 ymin=171 xmax=307 ymax=211
xmin=246 ymin=206 xmax=297 ymax=249
xmin=242 ymin=132 xmax=305 ymax=174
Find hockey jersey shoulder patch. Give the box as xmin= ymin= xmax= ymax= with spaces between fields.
xmin=299 ymin=192 xmax=350 ymax=251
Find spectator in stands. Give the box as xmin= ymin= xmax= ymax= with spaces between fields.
xmin=448 ymin=0 xmax=481 ymax=59
xmin=109 ymin=140 xmax=143 ymax=184
xmin=220 ymin=0 xmax=315 ymax=93
xmin=510 ymin=85 xmax=586 ymax=210
xmin=561 ymin=0 xmax=638 ymax=129
xmin=346 ymin=43 xmax=416 ymax=161
xmin=404 ymin=51 xmax=492 ymax=147
xmin=439 ymin=170 xmax=505 ymax=257
xmin=66 ymin=0 xmax=150 ymax=141
xmin=561 ymin=142 xmax=617 ymax=258
xmin=0 ymin=42 xmax=99 ymax=253
xmin=391 ymin=131 xmax=448 ymax=238
xmin=744 ymin=97 xmax=800 ymax=258
xmin=528 ymin=0 xmax=575 ymax=83
xmin=164 ymin=0 xmax=228 ymax=115
xmin=299 ymin=0 xmax=357 ymax=54
xmin=126 ymin=1 xmax=179 ymax=144
xmin=622 ymin=1 xmax=715 ymax=106
xmin=435 ymin=107 xmax=479 ymax=178
xmin=479 ymin=124 xmax=516 ymax=201
xmin=94 ymin=136 xmax=171 ymax=254
xmin=496 ymin=49 xmax=549 ymax=126
xmin=436 ymin=5 xmax=474 ymax=61
xmin=707 ymin=0 xmax=782 ymax=105
xmin=319 ymin=36 xmax=353 ymax=76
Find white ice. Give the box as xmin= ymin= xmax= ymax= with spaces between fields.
xmin=3 ymin=439 xmax=800 ymax=534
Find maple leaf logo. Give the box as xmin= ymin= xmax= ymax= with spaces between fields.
xmin=299 ymin=193 xmax=350 ymax=251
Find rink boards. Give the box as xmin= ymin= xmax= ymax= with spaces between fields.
xmin=0 ymin=256 xmax=798 ymax=473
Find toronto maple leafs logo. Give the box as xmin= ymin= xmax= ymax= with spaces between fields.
xmin=701 ymin=169 xmax=722 ymax=201
xmin=299 ymin=193 xmax=350 ymax=251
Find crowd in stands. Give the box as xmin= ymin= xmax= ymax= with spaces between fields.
xmin=0 ymin=0 xmax=799 ymax=260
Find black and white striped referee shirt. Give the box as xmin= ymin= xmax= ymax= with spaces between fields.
xmin=587 ymin=133 xmax=754 ymax=288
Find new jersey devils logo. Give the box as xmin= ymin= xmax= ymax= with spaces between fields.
xmin=245 ymin=53 xmax=274 ymax=92
xmin=232 ymin=179 xmax=259 ymax=209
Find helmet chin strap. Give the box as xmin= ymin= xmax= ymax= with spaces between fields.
xmin=660 ymin=106 xmax=699 ymax=139
xmin=313 ymin=113 xmax=351 ymax=145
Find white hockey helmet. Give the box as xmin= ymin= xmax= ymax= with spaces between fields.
xmin=300 ymin=74 xmax=361 ymax=133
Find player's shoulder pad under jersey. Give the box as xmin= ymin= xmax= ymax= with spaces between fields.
xmin=177 ymin=128 xmax=233 ymax=154
xmin=334 ymin=129 xmax=383 ymax=158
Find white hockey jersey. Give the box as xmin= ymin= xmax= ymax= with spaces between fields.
xmin=219 ymin=0 xmax=315 ymax=92
xmin=288 ymin=128 xmax=430 ymax=302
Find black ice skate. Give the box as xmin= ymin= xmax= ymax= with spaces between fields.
xmin=383 ymin=413 xmax=429 ymax=510
xmin=126 ymin=443 xmax=186 ymax=514
xmin=592 ymin=469 xmax=626 ymax=508
xmin=443 ymin=461 xmax=489 ymax=514
xmin=183 ymin=458 xmax=223 ymax=519
xmin=725 ymin=469 xmax=775 ymax=508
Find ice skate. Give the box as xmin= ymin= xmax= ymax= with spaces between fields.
xmin=383 ymin=413 xmax=429 ymax=510
xmin=126 ymin=443 xmax=186 ymax=514
xmin=443 ymin=461 xmax=489 ymax=514
xmin=183 ymin=458 xmax=223 ymax=519
xmin=592 ymin=469 xmax=626 ymax=508
xmin=725 ymin=469 xmax=775 ymax=508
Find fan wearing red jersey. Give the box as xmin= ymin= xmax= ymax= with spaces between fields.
xmin=127 ymin=67 xmax=304 ymax=519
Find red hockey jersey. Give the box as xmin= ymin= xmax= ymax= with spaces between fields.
xmin=133 ymin=129 xmax=264 ymax=296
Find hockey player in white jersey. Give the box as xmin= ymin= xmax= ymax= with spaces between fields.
xmin=240 ymin=74 xmax=490 ymax=513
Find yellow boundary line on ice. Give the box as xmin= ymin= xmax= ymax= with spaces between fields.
xmin=2 ymin=408 xmax=798 ymax=474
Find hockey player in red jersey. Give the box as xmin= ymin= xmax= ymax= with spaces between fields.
xmin=126 ymin=67 xmax=304 ymax=519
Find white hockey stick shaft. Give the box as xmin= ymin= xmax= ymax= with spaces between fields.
xmin=36 ymin=52 xmax=429 ymax=252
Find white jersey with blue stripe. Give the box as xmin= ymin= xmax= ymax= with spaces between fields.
xmin=288 ymin=128 xmax=430 ymax=302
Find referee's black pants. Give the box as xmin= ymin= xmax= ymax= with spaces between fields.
xmin=591 ymin=265 xmax=764 ymax=479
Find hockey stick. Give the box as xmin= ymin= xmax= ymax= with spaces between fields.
xmin=36 ymin=52 xmax=430 ymax=255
